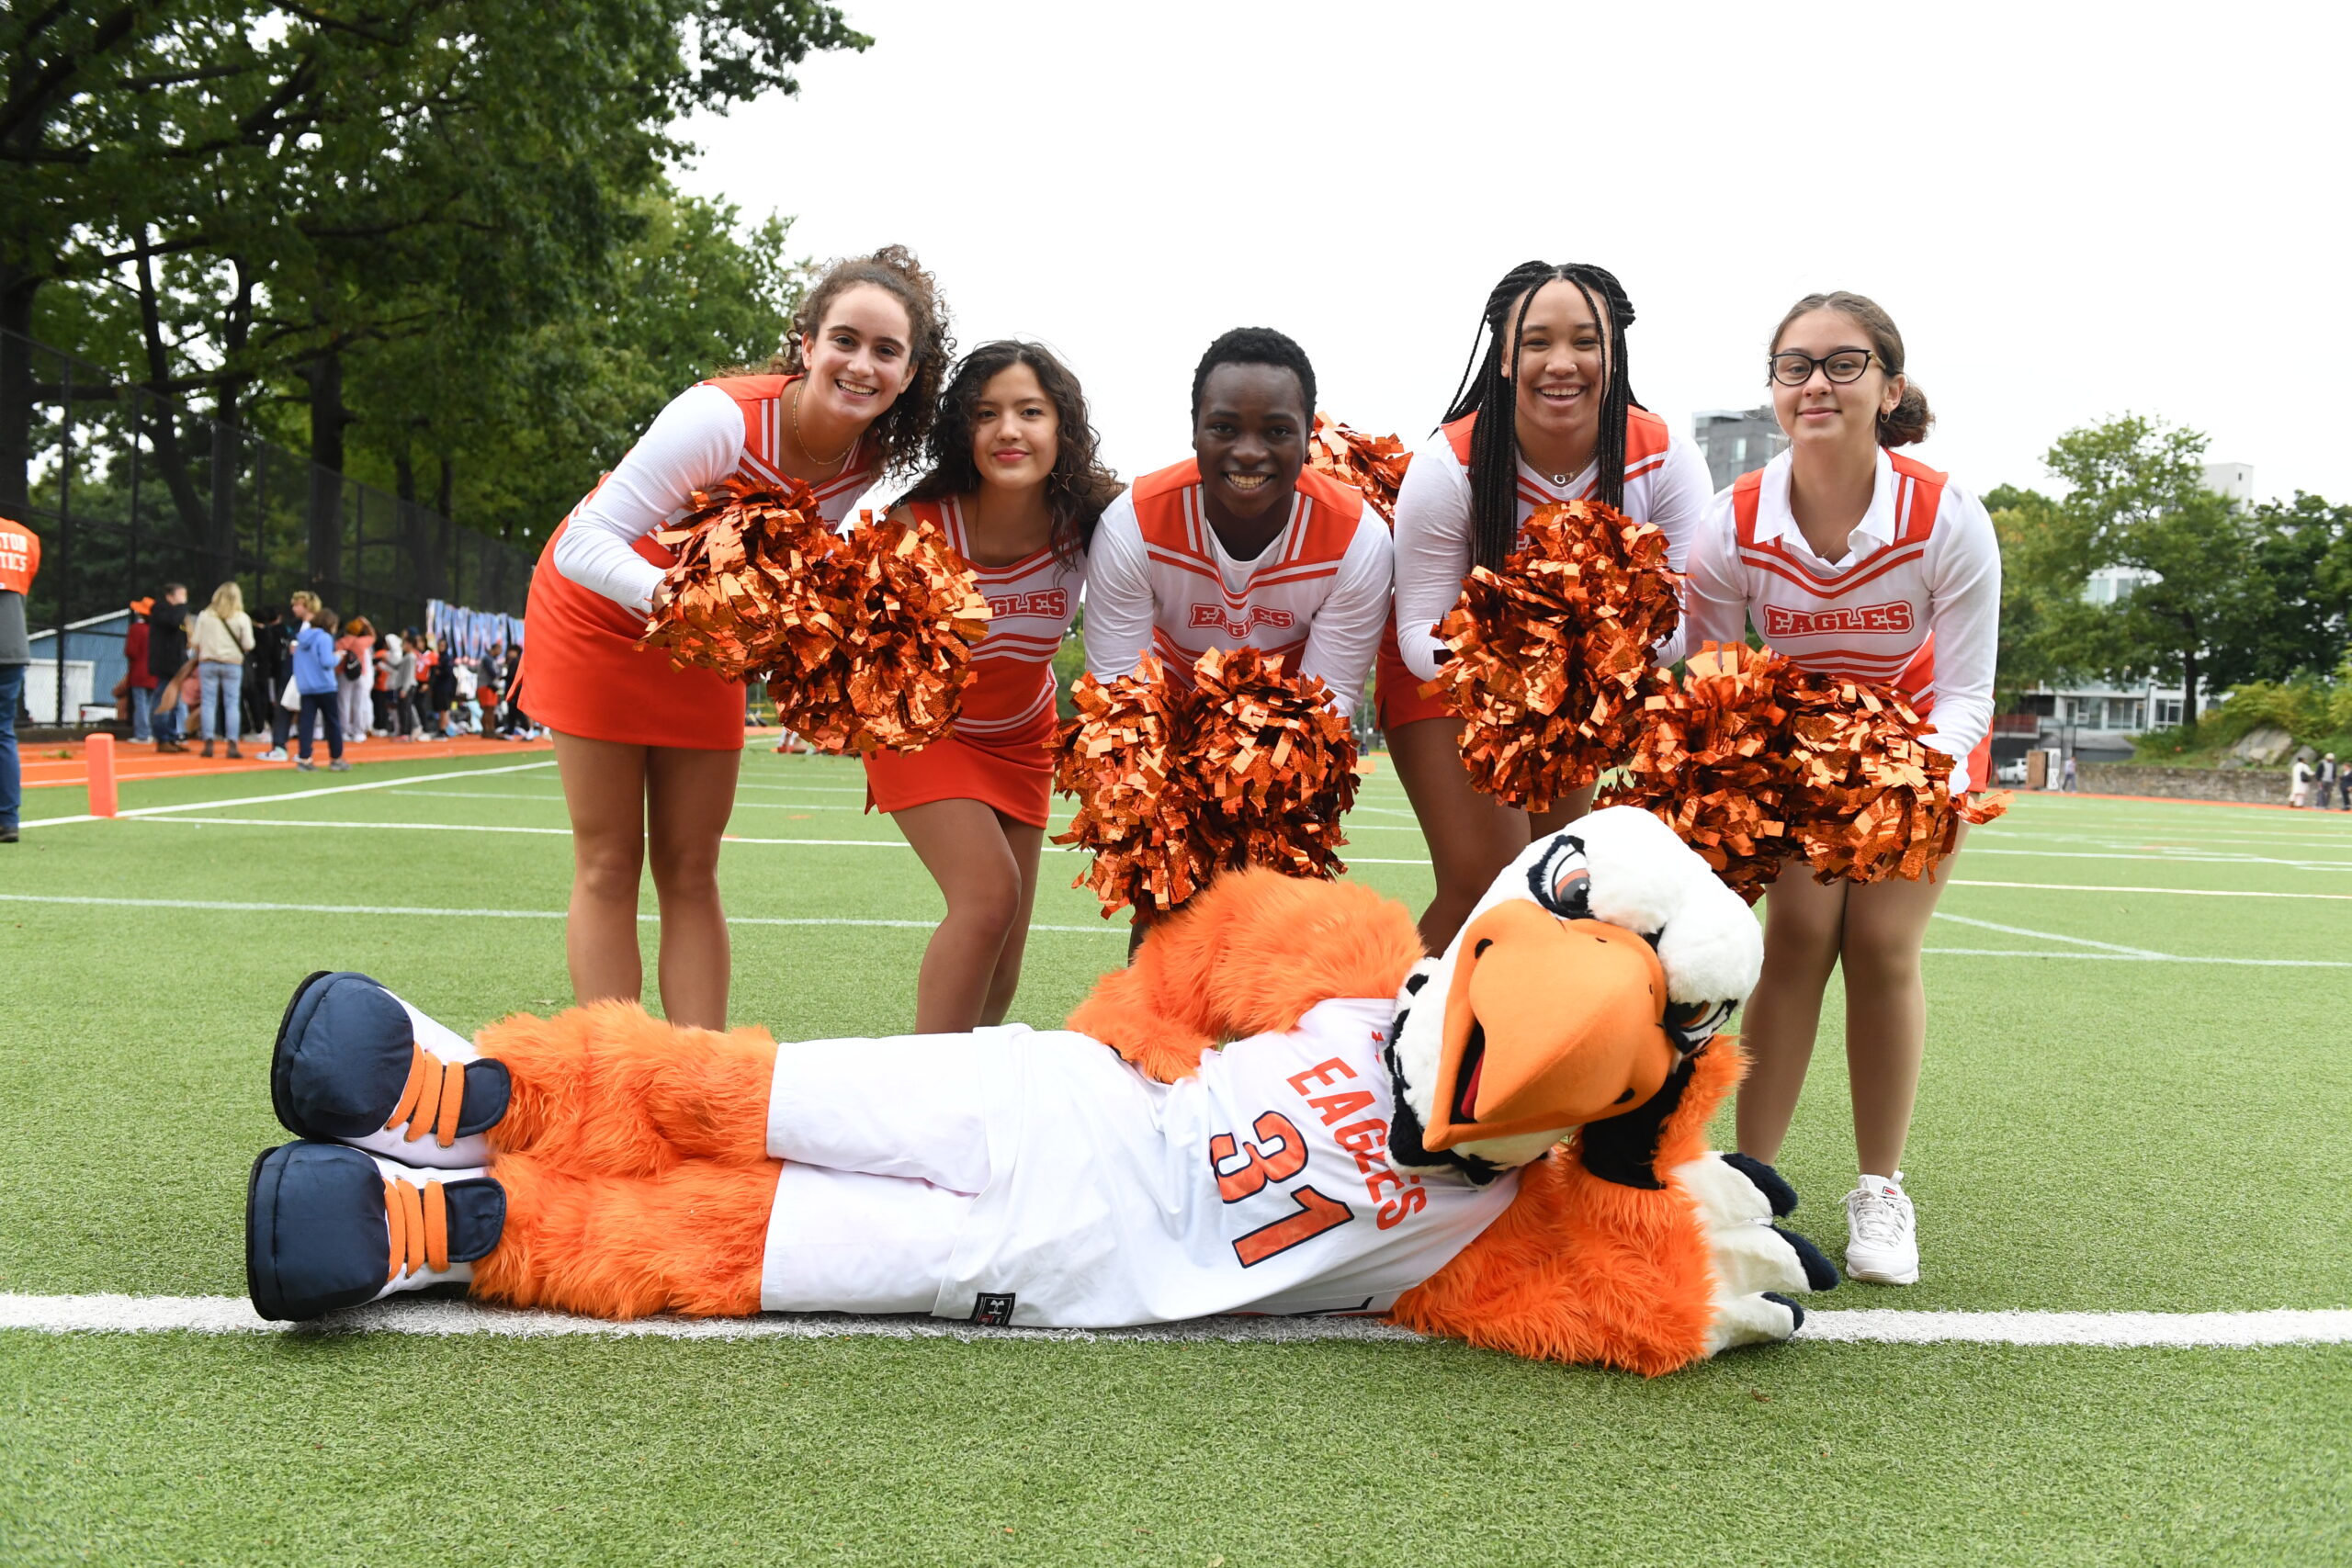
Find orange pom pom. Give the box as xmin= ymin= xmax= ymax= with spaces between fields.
xmin=639 ymin=486 xmax=990 ymax=755
xmin=1053 ymin=650 xmax=1362 ymax=919
xmin=1307 ymin=415 xmax=1413 ymax=524
xmin=1189 ymin=647 xmax=1360 ymax=885
xmin=1053 ymin=658 xmax=1219 ymax=920
xmin=1428 ymin=500 xmax=1682 ymax=813
xmin=1605 ymin=642 xmax=2013 ymax=900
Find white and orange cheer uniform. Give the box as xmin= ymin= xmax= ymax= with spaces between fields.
xmin=1081 ymin=459 xmax=1391 ymax=713
xmin=760 ymin=998 xmax=1519 ymax=1325
xmin=1385 ymin=406 xmax=1713 ymax=728
xmin=515 ymin=375 xmax=878 ymax=750
xmin=863 ymin=496 xmax=1085 ymax=828
xmin=1679 ymin=446 xmax=2000 ymax=793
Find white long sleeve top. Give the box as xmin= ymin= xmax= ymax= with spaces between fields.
xmin=1081 ymin=460 xmax=1393 ymax=716
xmin=1390 ymin=406 xmax=1713 ymax=682
xmin=549 ymin=380 xmax=878 ymax=614
xmin=1678 ymin=447 xmax=2002 ymax=793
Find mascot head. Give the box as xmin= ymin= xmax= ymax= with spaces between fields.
xmin=1385 ymin=807 xmax=1764 ymax=1182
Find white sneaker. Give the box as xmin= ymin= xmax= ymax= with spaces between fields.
xmin=1843 ymin=1172 xmax=1919 ymax=1284
xmin=258 ymin=747 xmax=288 ymax=761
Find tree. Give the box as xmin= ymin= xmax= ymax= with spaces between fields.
xmin=1998 ymin=416 xmax=2245 ymax=727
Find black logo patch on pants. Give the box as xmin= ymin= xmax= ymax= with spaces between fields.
xmin=971 ymin=1292 xmax=1017 ymax=1325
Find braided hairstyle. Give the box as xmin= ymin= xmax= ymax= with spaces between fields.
xmin=1440 ymin=261 xmax=1641 ymax=570
xmin=902 ymin=339 xmax=1124 ymax=568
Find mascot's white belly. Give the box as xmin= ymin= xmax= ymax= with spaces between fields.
xmin=759 ymin=999 xmax=1521 ymax=1326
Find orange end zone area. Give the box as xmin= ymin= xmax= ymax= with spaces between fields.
xmin=19 ymin=733 xmax=555 ymax=789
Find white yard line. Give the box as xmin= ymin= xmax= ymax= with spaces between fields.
xmin=19 ymin=760 xmax=559 ymax=829
xmin=1964 ymin=846 xmax=2352 ymax=873
xmin=1931 ymin=911 xmax=2167 ymax=958
xmin=1924 ymin=948 xmax=2352 ymax=968
xmin=1 ymin=1293 xmax=2344 ymax=1348
xmin=0 ymin=893 xmax=1123 ymax=935
xmin=1951 ymin=879 xmax=2352 ymax=901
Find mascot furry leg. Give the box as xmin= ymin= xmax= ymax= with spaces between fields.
xmin=250 ymin=810 xmax=1836 ymax=1373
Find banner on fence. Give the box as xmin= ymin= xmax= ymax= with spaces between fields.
xmin=426 ymin=601 xmax=526 ymax=660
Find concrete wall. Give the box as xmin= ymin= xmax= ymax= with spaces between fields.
xmin=2076 ymin=763 xmax=2294 ymax=804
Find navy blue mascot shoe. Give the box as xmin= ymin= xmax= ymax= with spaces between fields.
xmin=273 ymin=971 xmax=511 ymax=1169
xmin=245 ymin=1142 xmax=506 ymax=1322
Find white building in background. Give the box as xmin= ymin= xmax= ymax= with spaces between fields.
xmin=1691 ymin=407 xmax=1787 ymax=491
xmin=2002 ymin=462 xmax=2254 ymax=766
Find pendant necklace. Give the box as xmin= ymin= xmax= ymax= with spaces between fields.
xmin=791 ymin=384 xmax=857 ymax=475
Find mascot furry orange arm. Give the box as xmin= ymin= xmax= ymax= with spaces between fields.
xmin=244 ymin=808 xmax=1834 ymax=1374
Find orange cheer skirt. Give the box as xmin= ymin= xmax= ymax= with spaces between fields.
xmin=513 ymin=518 xmax=746 ymax=751
xmin=1374 ymin=615 xmax=1451 ymax=732
xmin=863 ymin=693 xmax=1059 ymax=829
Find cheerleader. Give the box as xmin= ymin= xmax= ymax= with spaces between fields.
xmin=1082 ymin=327 xmax=1390 ymax=711
xmin=866 ymin=342 xmax=1120 ymax=1031
xmin=1389 ymin=263 xmax=1712 ymax=951
xmin=513 ymin=246 xmax=951 ymax=1030
xmin=1682 ymin=291 xmax=1999 ymax=1285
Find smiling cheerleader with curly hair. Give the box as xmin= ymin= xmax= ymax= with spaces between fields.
xmin=513 ymin=245 xmax=952 ymax=1031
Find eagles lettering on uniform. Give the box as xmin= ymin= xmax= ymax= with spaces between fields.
xmin=1081 ymin=459 xmax=1392 ymax=714
xmin=1388 ymin=405 xmax=1713 ymax=684
xmin=1679 ymin=446 xmax=2001 ymax=793
xmin=903 ymin=494 xmax=1083 ymax=743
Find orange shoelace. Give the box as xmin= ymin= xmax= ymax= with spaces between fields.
xmin=386 ymin=1043 xmax=467 ymax=1148
xmin=383 ymin=1175 xmax=451 ymax=1280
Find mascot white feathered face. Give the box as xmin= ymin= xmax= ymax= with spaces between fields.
xmin=1385 ymin=807 xmax=1764 ymax=1181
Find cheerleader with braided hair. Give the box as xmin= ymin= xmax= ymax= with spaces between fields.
xmin=1387 ymin=262 xmax=1713 ymax=952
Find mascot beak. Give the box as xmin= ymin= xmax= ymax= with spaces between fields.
xmin=1422 ymin=905 xmax=1675 ymax=1152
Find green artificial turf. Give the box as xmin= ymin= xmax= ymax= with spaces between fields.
xmin=4 ymin=750 xmax=2350 ymax=1563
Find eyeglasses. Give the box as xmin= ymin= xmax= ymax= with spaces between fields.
xmin=1769 ymin=349 xmax=1878 ymax=388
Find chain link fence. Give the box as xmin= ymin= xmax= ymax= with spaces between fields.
xmin=3 ymin=328 xmax=535 ymax=722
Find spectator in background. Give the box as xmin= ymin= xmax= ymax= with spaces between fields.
xmin=2062 ymin=753 xmax=2077 ymax=793
xmin=244 ymin=606 xmax=282 ymax=739
xmin=292 ymin=605 xmax=348 ymax=772
xmin=424 ymin=635 xmax=457 ymax=739
xmin=258 ymin=591 xmax=316 ymax=761
xmin=390 ymin=630 xmax=422 ymax=740
xmin=371 ymin=629 xmax=397 ymax=735
xmin=335 ymin=615 xmax=374 ymax=745
xmin=147 ymin=582 xmax=191 ymax=752
xmin=2320 ymin=753 xmax=2340 ymax=812
xmin=191 ymin=581 xmax=255 ymax=759
xmin=0 ymin=514 xmax=39 ymax=844
xmin=452 ymin=654 xmax=480 ymax=734
xmin=2290 ymin=753 xmax=2312 ymax=808
xmin=123 ymin=598 xmax=158 ymax=742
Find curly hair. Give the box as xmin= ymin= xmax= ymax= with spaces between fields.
xmin=1190 ymin=327 xmax=1317 ymax=423
xmin=1441 ymin=262 xmax=1643 ymax=571
xmin=902 ymin=340 xmax=1122 ymax=567
xmin=752 ymin=244 xmax=953 ymax=475
xmin=1770 ymin=290 xmax=1933 ymax=447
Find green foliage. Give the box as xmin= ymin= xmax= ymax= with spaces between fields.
xmin=1992 ymin=415 xmax=2350 ymax=728
xmin=6 ymin=0 xmax=865 ymax=547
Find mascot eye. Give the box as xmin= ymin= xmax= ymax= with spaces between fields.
xmin=1527 ymin=835 xmax=1591 ymax=919
xmin=1665 ymin=998 xmax=1736 ymax=1052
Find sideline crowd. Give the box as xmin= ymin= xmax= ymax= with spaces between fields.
xmin=119 ymin=581 xmax=540 ymax=770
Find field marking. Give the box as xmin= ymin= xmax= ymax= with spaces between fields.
xmin=1925 ymin=948 xmax=2352 ymax=968
xmin=2 ymin=1293 xmax=2345 ymax=1348
xmin=0 ymin=893 xmax=1126 ymax=936
xmin=18 ymin=760 xmax=559 ymax=829
xmin=1951 ymin=879 xmax=2352 ymax=901
xmin=1931 ymin=911 xmax=2166 ymax=958
xmin=1965 ymin=846 xmax=2352 ymax=873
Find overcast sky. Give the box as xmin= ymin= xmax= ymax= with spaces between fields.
xmin=673 ymin=0 xmax=2351 ymax=506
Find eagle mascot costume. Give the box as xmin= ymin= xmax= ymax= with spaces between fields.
xmin=245 ymin=807 xmax=1837 ymax=1373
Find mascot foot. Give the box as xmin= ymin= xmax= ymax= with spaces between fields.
xmin=1675 ymin=1152 xmax=1838 ymax=1355
xmin=246 ymin=1142 xmax=505 ymax=1321
xmin=273 ymin=972 xmax=511 ymax=1168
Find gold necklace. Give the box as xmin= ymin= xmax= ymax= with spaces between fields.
xmin=790 ymin=382 xmax=858 ymax=473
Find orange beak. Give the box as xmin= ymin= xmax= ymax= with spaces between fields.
xmin=1421 ymin=904 xmax=1674 ymax=1152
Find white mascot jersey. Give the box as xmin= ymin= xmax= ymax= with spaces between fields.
xmin=760 ymin=999 xmax=1521 ymax=1326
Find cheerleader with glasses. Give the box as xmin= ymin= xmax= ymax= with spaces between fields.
xmin=866 ymin=343 xmax=1121 ymax=1031
xmin=513 ymin=247 xmax=952 ymax=1030
xmin=1388 ymin=262 xmax=1713 ymax=952
xmin=1680 ymin=291 xmax=1999 ymax=1285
